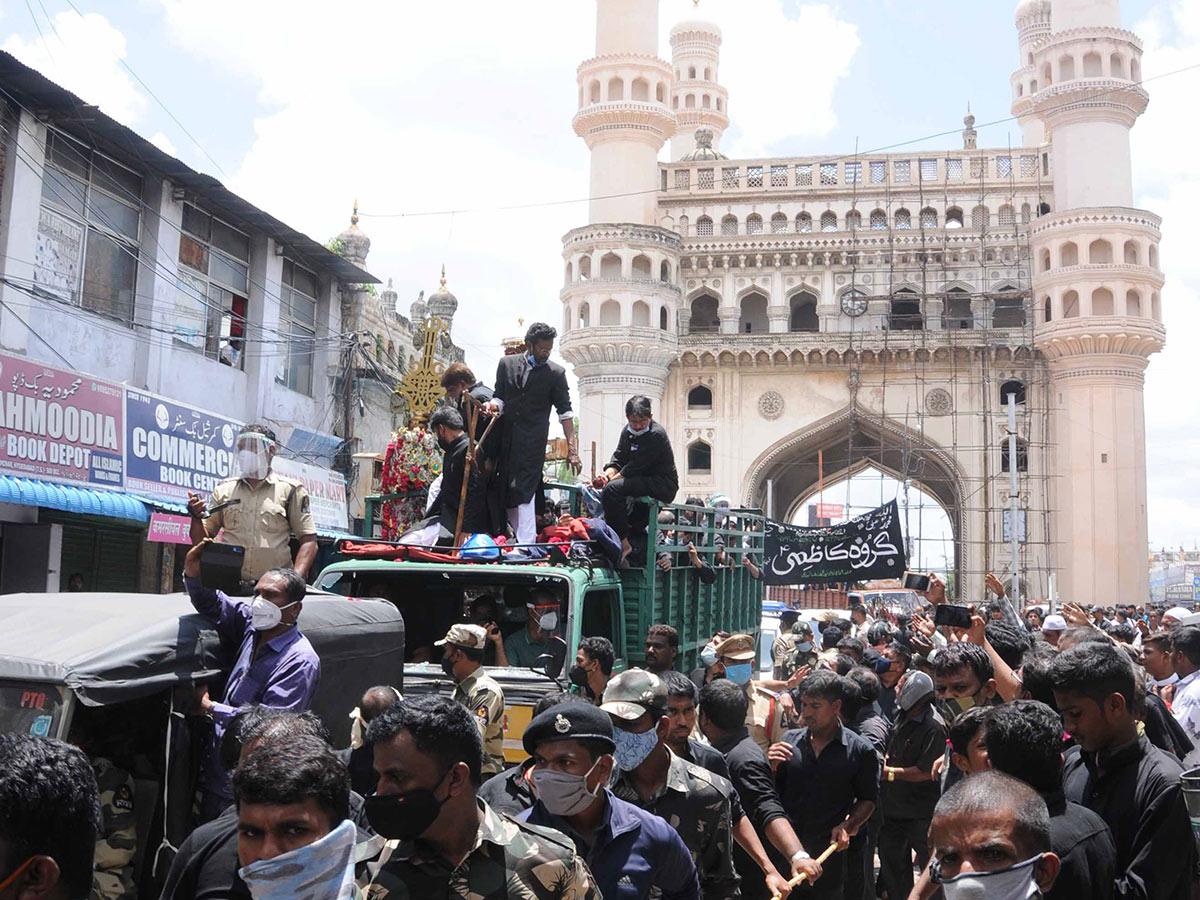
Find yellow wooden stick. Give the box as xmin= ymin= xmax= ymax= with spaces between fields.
xmin=771 ymin=842 xmax=840 ymax=899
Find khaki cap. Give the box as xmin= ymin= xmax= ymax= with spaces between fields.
xmin=435 ymin=623 xmax=488 ymax=650
xmin=716 ymin=633 xmax=756 ymax=661
xmin=600 ymin=669 xmax=667 ymax=721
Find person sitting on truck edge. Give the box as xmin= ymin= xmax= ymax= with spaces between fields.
xmin=602 ymin=669 xmax=740 ymax=900
xmin=504 ymin=589 xmax=561 ymax=669
xmin=438 ymin=624 xmax=507 ymax=779
xmin=425 ymin=406 xmax=491 ymax=542
xmin=593 ymin=395 xmax=679 ymax=565
xmin=477 ymin=694 xmax=592 ymax=818
xmin=183 ymin=538 xmax=321 ymax=824
xmin=645 ymin=624 xmax=680 ymax=675
xmin=231 ymin=732 xmax=359 ymax=900
xmin=340 ymin=685 xmax=403 ymax=797
xmin=697 ymin=680 xmax=818 ymax=900
xmin=0 ymin=734 xmax=101 ymax=900
xmin=187 ymin=423 xmax=318 ymax=585
xmin=520 ymin=702 xmax=700 ymax=900
xmin=361 ymin=697 xmax=599 ymax=900
xmin=570 ymin=636 xmax=614 ymax=704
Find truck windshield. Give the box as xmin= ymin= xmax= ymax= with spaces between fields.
xmin=318 ymin=568 xmax=570 ymax=666
xmin=0 ymin=681 xmax=68 ymax=738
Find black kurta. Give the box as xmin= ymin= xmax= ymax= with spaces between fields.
xmin=428 ymin=433 xmax=489 ymax=537
xmin=493 ymin=355 xmax=572 ymax=507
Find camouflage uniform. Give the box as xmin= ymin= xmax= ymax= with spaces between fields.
xmin=358 ymin=799 xmax=599 ymax=900
xmin=453 ymin=668 xmax=506 ymax=777
xmin=770 ymin=632 xmax=798 ymax=681
xmin=611 ymin=750 xmax=741 ymax=900
xmin=90 ymin=757 xmax=137 ymax=900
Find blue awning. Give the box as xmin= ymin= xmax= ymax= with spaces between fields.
xmin=317 ymin=528 xmax=357 ymax=541
xmin=0 ymin=476 xmax=150 ymax=523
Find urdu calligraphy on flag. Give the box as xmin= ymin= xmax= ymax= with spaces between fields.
xmin=763 ymin=500 xmax=907 ymax=585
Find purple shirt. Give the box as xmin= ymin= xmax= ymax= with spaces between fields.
xmin=184 ymin=576 xmax=321 ymax=799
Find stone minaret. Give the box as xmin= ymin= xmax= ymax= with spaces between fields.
xmin=669 ymin=18 xmax=729 ymax=161
xmin=1019 ymin=0 xmax=1164 ymax=606
xmin=560 ymin=0 xmax=681 ymax=469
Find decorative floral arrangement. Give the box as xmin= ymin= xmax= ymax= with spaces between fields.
xmin=379 ymin=427 xmax=442 ymax=538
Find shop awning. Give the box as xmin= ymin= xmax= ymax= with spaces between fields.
xmin=0 ymin=476 xmax=150 ymax=523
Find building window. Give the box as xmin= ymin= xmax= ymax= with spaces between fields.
xmin=277 ymin=260 xmax=318 ymax=394
xmin=688 ymin=440 xmax=712 ymax=473
xmin=722 ymin=167 xmax=740 ymax=189
xmin=746 ymin=214 xmax=763 ymax=234
xmin=972 ymin=205 xmax=988 ymax=229
xmin=35 ymin=130 xmax=142 ymax=324
xmin=970 ymin=157 xmax=984 ymax=180
xmin=770 ymin=165 xmax=788 ymax=187
xmin=846 ymin=210 xmax=861 ymax=231
xmin=920 ymin=159 xmax=938 ymax=181
xmin=1020 ymin=155 xmax=1036 ymax=177
xmin=796 ymin=164 xmax=813 ymax=186
xmin=698 ymin=168 xmax=715 ymax=189
xmin=770 ymin=212 xmax=788 ymax=234
xmin=675 ymin=169 xmax=691 ymax=190
xmin=747 ymin=166 xmax=764 ymax=188
xmin=820 ymin=211 xmax=838 ymax=232
xmin=870 ymin=209 xmax=887 ymax=230
xmin=819 ymin=163 xmax=838 ymax=185
xmin=1001 ymin=437 xmax=1028 ymax=473
xmin=870 ymin=161 xmax=887 ymax=184
xmin=920 ymin=207 xmax=938 ymax=229
xmin=997 ymin=156 xmax=1013 ymax=178
xmin=696 ymin=216 xmax=714 ymax=236
xmin=946 ymin=207 xmax=964 ymax=229
xmin=946 ymin=158 xmax=963 ymax=181
xmin=721 ymin=215 xmax=738 ymax=235
xmin=998 ymin=205 xmax=1016 ymax=228
xmin=687 ymin=385 xmax=713 ymax=409
xmin=796 ymin=212 xmax=812 ymax=233
xmin=176 ymin=202 xmax=251 ymax=368
xmin=1021 ymin=203 xmax=1032 ymax=224
xmin=845 ymin=162 xmax=862 ymax=184
xmin=894 ymin=160 xmax=911 ymax=183
xmin=895 ymin=208 xmax=912 ymax=229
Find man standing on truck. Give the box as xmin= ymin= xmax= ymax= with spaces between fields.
xmin=485 ymin=322 xmax=580 ymax=545
xmin=425 ymin=406 xmax=490 ymax=540
xmin=183 ymin=539 xmax=321 ymax=823
xmin=593 ymin=395 xmax=679 ymax=563
xmin=437 ymin=624 xmax=507 ymax=779
xmin=187 ymin=424 xmax=318 ymax=586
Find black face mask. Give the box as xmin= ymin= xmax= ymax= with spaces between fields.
xmin=568 ymin=664 xmax=590 ymax=688
xmin=364 ymin=769 xmax=450 ymax=841
xmin=441 ymin=653 xmax=456 ymax=677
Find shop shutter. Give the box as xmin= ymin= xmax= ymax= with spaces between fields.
xmin=95 ymin=529 xmax=141 ymax=592
xmin=59 ymin=522 xmax=98 ymax=591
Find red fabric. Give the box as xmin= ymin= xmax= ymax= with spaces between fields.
xmin=538 ymin=519 xmax=589 ymax=543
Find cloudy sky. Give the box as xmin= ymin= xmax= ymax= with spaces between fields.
xmin=2 ymin=0 xmax=1196 ymax=550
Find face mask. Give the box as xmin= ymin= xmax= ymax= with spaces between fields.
xmin=527 ymin=354 xmax=546 ymax=368
xmin=613 ymin=728 xmax=660 ymax=771
xmin=724 ymin=663 xmax=753 ymax=685
xmin=0 ymin=857 xmax=34 ymax=893
xmin=568 ymin=664 xmax=590 ymax=688
xmin=700 ymin=646 xmax=718 ymax=667
xmin=251 ymin=598 xmax=298 ymax=631
xmin=627 ymin=424 xmax=650 ymax=436
xmin=796 ymin=642 xmax=813 ymax=654
xmin=934 ymin=854 xmax=1043 ymax=900
xmin=441 ymin=653 xmax=457 ymax=677
xmin=939 ymin=694 xmax=978 ymax=721
xmin=238 ymin=819 xmax=357 ymax=900
xmin=538 ymin=612 xmax=558 ymax=632
xmin=364 ymin=769 xmax=451 ymax=840
xmin=531 ymin=760 xmax=604 ymax=816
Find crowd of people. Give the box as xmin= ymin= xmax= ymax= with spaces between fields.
xmin=7 ymin=579 xmax=1200 ymax=900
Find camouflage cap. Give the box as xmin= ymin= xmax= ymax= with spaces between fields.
xmin=435 ymin=623 xmax=488 ymax=650
xmin=600 ymin=669 xmax=668 ymax=721
xmin=791 ymin=620 xmax=814 ymax=637
xmin=716 ymin=633 xmax=756 ymax=661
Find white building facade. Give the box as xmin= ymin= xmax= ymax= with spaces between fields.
xmin=559 ymin=0 xmax=1163 ymax=605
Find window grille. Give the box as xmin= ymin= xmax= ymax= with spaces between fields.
xmin=698 ymin=168 xmax=714 ymax=189
xmin=796 ymin=164 xmax=813 ymax=186
xmin=997 ymin=156 xmax=1013 ymax=178
xmin=870 ymin=161 xmax=887 ymax=184
xmin=845 ymin=162 xmax=862 ymax=184
xmin=920 ymin=159 xmax=938 ymax=181
xmin=820 ymin=163 xmax=838 ymax=186
xmin=722 ymin=168 xmax=740 ymax=189
xmin=675 ymin=170 xmax=690 ymax=190
xmin=946 ymin=158 xmax=963 ymax=180
xmin=894 ymin=160 xmax=911 ymax=183
xmin=747 ymin=166 xmax=763 ymax=188
xmin=770 ymin=165 xmax=787 ymax=187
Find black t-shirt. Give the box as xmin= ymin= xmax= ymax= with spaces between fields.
xmin=476 ymin=760 xmax=535 ymax=818
xmin=1043 ymin=789 xmax=1116 ymax=900
xmin=775 ymin=726 xmax=879 ymax=837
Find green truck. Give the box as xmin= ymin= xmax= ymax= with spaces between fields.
xmin=318 ymin=493 xmax=764 ymax=762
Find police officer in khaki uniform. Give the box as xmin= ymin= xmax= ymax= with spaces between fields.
xmin=187 ymin=424 xmax=317 ymax=584
xmin=90 ymin=757 xmax=137 ymax=900
xmin=437 ymin=624 xmax=506 ymax=778
xmin=714 ymin=633 xmax=791 ymax=752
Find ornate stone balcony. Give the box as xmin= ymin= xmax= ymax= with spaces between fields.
xmin=1034 ymin=316 xmax=1165 ymax=361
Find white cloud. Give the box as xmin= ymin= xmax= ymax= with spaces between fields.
xmin=1133 ymin=0 xmax=1200 ymax=548
xmin=2 ymin=11 xmax=146 ymax=125
xmin=149 ymin=130 xmax=177 ymax=156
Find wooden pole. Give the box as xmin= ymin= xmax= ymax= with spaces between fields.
xmin=453 ymin=395 xmax=482 ymax=547
xmin=770 ymin=842 xmax=839 ymax=900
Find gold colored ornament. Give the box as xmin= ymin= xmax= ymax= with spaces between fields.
xmin=396 ymin=315 xmax=448 ymax=426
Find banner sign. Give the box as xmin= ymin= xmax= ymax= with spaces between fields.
xmin=147 ymin=512 xmax=194 ymax=544
xmin=273 ymin=457 xmax=349 ymax=532
xmin=125 ymin=389 xmax=240 ymax=503
xmin=0 ymin=353 xmax=124 ymax=488
xmin=764 ymin=500 xmax=907 ymax=585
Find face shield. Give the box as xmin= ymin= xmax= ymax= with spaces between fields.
xmin=232 ymin=432 xmax=275 ymax=480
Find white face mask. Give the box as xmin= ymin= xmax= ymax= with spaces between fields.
xmin=238 ymin=819 xmax=357 ymax=900
xmin=251 ymin=597 xmax=299 ymax=631
xmin=234 ymin=433 xmax=274 ymax=480
xmin=935 ymin=854 xmax=1043 ymax=900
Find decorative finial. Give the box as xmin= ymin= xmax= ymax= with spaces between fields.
xmin=351 ymin=199 xmax=359 ymax=226
xmin=387 ymin=277 xmax=393 ymax=289
xmin=518 ymin=317 xmax=525 ymax=327
xmin=439 ymin=264 xmax=447 ymax=291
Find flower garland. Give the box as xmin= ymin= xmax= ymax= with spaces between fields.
xmin=379 ymin=427 xmax=442 ymax=539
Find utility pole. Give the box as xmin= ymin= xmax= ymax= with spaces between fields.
xmin=338 ymin=335 xmax=356 ymax=481
xmin=1007 ymin=391 xmax=1021 ymax=610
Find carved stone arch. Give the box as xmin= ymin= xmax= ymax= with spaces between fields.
xmin=718 ymin=351 xmax=737 ymax=366
xmin=790 ymin=350 xmax=806 ymax=365
xmin=773 ymin=350 xmax=789 ymax=365
xmin=941 ymin=279 xmax=975 ymax=294
xmin=738 ymin=351 xmax=753 ymax=366
xmin=681 ymin=351 xmax=700 ymax=367
xmin=699 ymin=352 xmax=717 ymax=367
xmin=807 ymin=350 xmax=823 ymax=365
xmin=755 ymin=351 xmax=770 ymax=366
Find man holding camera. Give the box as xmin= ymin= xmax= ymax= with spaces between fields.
xmin=187 ymin=424 xmax=317 ymax=584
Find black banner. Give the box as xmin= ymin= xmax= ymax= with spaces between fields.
xmin=763 ymin=500 xmax=907 ymax=585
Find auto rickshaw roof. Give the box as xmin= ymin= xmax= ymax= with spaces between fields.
xmin=0 ymin=590 xmax=403 ymax=707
